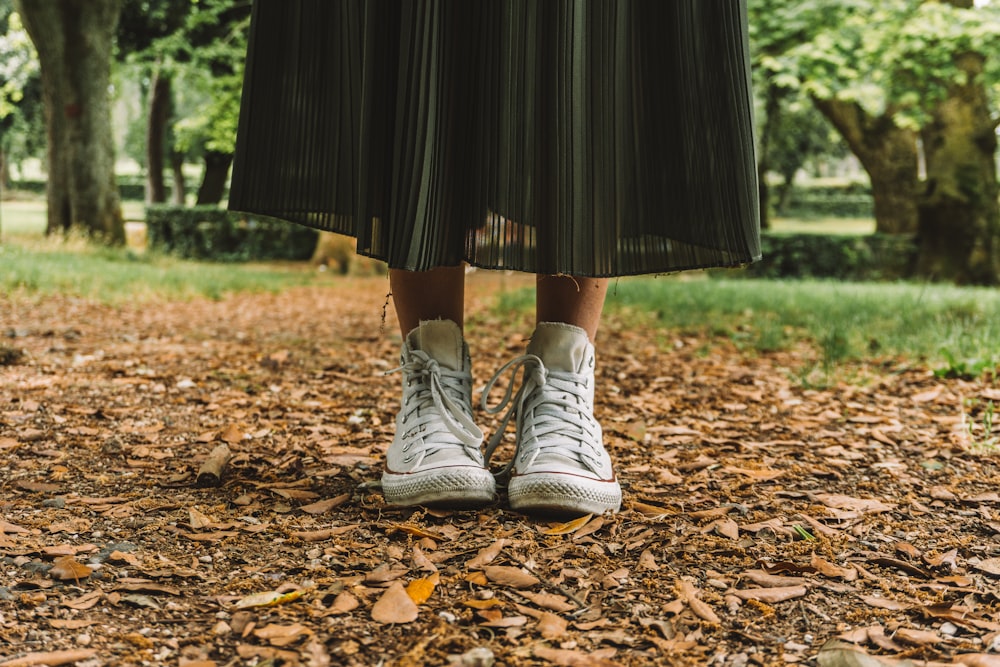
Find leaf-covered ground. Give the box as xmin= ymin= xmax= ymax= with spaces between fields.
xmin=2 ymin=272 xmax=999 ymax=667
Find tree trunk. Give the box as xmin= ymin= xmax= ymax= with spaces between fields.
xmin=170 ymin=152 xmax=186 ymax=205
xmin=146 ymin=68 xmax=171 ymax=204
xmin=195 ymin=151 xmax=233 ymax=206
xmin=755 ymin=83 xmax=783 ymax=230
xmin=16 ymin=0 xmax=125 ymax=243
xmin=915 ymin=52 xmax=1000 ymax=285
xmin=812 ymin=97 xmax=919 ymax=235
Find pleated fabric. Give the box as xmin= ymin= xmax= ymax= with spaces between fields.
xmin=229 ymin=0 xmax=761 ymax=277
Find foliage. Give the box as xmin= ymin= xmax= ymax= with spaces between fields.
xmin=741 ymin=232 xmax=915 ymax=281
xmin=0 ymin=6 xmax=43 ymax=171
xmin=756 ymin=0 xmax=1000 ymax=129
xmin=146 ymin=205 xmax=317 ymax=261
xmin=120 ymin=0 xmax=250 ymax=160
xmin=779 ymin=187 xmax=874 ymax=219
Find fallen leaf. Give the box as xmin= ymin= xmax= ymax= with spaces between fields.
xmin=49 ymin=556 xmax=92 ymax=582
xmin=537 ymin=611 xmax=569 ymax=639
xmin=299 ymin=493 xmax=350 ymax=515
xmin=533 ymin=646 xmax=623 ymax=666
xmin=516 ymin=590 xmax=576 ymax=613
xmin=0 ymin=650 xmax=99 ymax=667
xmin=816 ymin=640 xmax=903 ymax=667
xmin=973 ymin=558 xmax=1000 ymax=577
xmin=329 ymin=591 xmax=359 ymax=614
xmin=730 ymin=586 xmax=807 ymax=603
xmin=813 ymin=493 xmax=895 ymax=514
xmin=484 ymin=566 xmax=540 ymax=589
xmin=252 ymin=623 xmax=312 ymax=647
xmin=541 ymin=514 xmax=593 ymax=535
xmin=467 ymin=539 xmax=507 ymax=569
xmin=234 ymin=589 xmax=306 ymax=610
xmin=894 ymin=627 xmax=940 ymax=646
xmin=860 ymin=595 xmax=911 ymax=611
xmin=188 ymin=507 xmax=215 ymax=530
xmin=406 ymin=573 xmax=439 ymax=605
xmin=810 ymin=554 xmax=857 ymax=581
xmin=371 ymin=582 xmax=418 ymax=624
xmin=219 ymin=423 xmax=245 ymax=444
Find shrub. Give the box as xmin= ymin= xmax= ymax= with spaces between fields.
xmin=146 ymin=206 xmax=318 ymax=261
xmin=742 ymin=232 xmax=917 ymax=281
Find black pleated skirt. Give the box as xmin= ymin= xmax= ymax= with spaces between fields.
xmin=229 ymin=0 xmax=760 ymax=277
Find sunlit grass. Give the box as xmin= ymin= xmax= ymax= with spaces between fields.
xmin=495 ymin=275 xmax=1000 ymax=373
xmin=0 ymin=234 xmax=321 ymax=304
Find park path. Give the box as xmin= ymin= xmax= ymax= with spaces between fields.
xmin=1 ymin=273 xmax=999 ymax=666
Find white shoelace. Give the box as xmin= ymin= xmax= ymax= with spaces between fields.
xmin=387 ymin=349 xmax=484 ymax=464
xmin=481 ymin=354 xmax=603 ymax=478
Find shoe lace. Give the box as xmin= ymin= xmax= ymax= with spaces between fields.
xmin=481 ymin=354 xmax=603 ymax=477
xmin=387 ymin=349 xmax=484 ymax=462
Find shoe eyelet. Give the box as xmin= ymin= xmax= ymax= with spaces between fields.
xmin=402 ymin=442 xmax=412 ymax=452
xmin=403 ymin=454 xmax=414 ymax=463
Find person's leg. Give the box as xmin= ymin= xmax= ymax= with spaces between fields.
xmin=535 ymin=275 xmax=609 ymax=341
xmin=389 ymin=266 xmax=466 ymax=337
xmin=482 ymin=273 xmax=620 ymax=517
xmin=382 ymin=265 xmax=495 ymax=508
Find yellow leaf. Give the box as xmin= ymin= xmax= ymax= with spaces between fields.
xmin=462 ymin=598 xmax=505 ymax=609
xmin=389 ymin=523 xmax=448 ymax=541
xmin=234 ymin=589 xmax=306 ymax=610
xmin=405 ymin=573 xmax=439 ymax=605
xmin=540 ymin=514 xmax=593 ymax=535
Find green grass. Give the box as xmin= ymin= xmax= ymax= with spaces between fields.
xmin=496 ymin=276 xmax=1000 ymax=374
xmin=1 ymin=199 xmax=147 ymax=237
xmin=770 ymin=217 xmax=875 ymax=235
xmin=0 ymin=236 xmax=321 ymax=303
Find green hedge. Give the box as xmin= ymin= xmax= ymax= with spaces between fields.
xmin=780 ymin=191 xmax=874 ymax=219
xmin=9 ymin=178 xmax=185 ymax=202
xmin=146 ymin=206 xmax=318 ymax=261
xmin=742 ymin=232 xmax=917 ymax=281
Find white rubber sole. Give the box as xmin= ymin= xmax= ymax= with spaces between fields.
xmin=382 ymin=466 xmax=496 ymax=508
xmin=508 ymin=472 xmax=622 ymax=517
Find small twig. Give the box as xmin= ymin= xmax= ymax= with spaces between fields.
xmin=196 ymin=444 xmax=231 ymax=487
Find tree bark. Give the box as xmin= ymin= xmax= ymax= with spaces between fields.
xmin=146 ymin=68 xmax=171 ymax=204
xmin=915 ymin=52 xmax=1000 ymax=285
xmin=16 ymin=0 xmax=124 ymax=243
xmin=170 ymin=151 xmax=186 ymax=205
xmin=812 ymin=97 xmax=919 ymax=235
xmin=755 ymin=83 xmax=784 ymax=230
xmin=195 ymin=151 xmax=233 ymax=206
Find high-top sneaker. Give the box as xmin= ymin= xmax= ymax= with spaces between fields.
xmin=482 ymin=322 xmax=622 ymax=516
xmin=382 ymin=320 xmax=496 ymax=507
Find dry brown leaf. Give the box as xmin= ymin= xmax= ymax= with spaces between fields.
xmin=0 ymin=650 xmax=99 ymax=667
xmin=49 ymin=556 xmax=92 ymax=581
xmin=630 ymin=501 xmax=672 ymax=519
xmin=810 ymin=554 xmax=858 ymax=581
xmin=637 ymin=548 xmax=659 ymax=571
xmin=463 ymin=598 xmax=504 ymax=610
xmin=219 ymin=423 xmax=245 ymax=444
xmin=329 ymin=591 xmax=359 ymax=614
xmin=954 ymin=655 xmax=1000 ymax=667
xmin=742 ymin=570 xmax=807 ymax=588
xmin=678 ymin=581 xmax=721 ymax=624
xmin=291 ymin=525 xmax=358 ymax=541
xmin=893 ymin=627 xmax=940 ymax=646
xmin=299 ymin=493 xmax=350 ymax=515
xmin=411 ymin=544 xmax=437 ymax=573
xmin=479 ymin=614 xmax=528 ymax=628
xmin=731 ymin=586 xmax=807 ymax=603
xmin=816 ymin=640 xmax=902 ymax=667
xmin=541 ymin=514 xmax=593 ymax=535
xmin=252 ymin=623 xmax=312 ymax=647
xmin=860 ymin=595 xmax=911 ymax=611
xmin=365 ymin=563 xmax=409 ymax=584
xmin=371 ymin=582 xmax=418 ymax=624
xmin=188 ymin=507 xmax=215 ymax=530
xmin=484 ymin=565 xmax=540 ymax=589
xmin=269 ymin=487 xmax=319 ymax=501
xmin=405 ymin=573 xmax=439 ymax=605
xmin=48 ymin=619 xmax=97 ymax=630
xmin=533 ymin=646 xmax=624 ymax=666
xmin=973 ymin=557 xmax=1000 ymax=577
xmin=63 ymin=590 xmax=102 ymax=610
xmin=467 ymin=539 xmax=507 ymax=569
xmin=572 ymin=515 xmax=605 ymax=540
xmin=516 ymin=590 xmax=576 ymax=613
xmin=813 ymin=493 xmax=895 ymax=514
xmin=537 ymin=611 xmax=569 ymax=639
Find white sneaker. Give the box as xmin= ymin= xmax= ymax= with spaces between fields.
xmin=382 ymin=320 xmax=496 ymax=508
xmin=482 ymin=322 xmax=622 ymax=516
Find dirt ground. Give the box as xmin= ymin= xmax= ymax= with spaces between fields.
xmin=2 ymin=272 xmax=999 ymax=667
